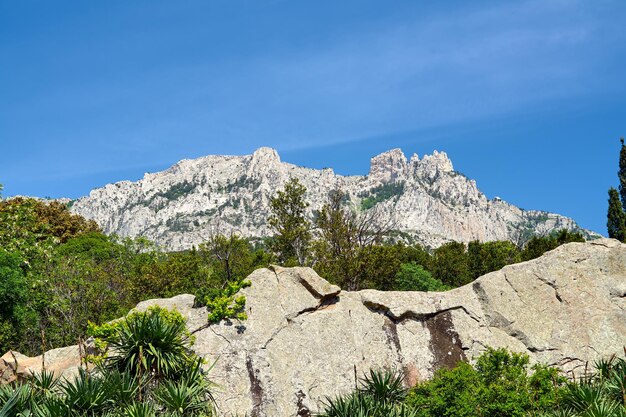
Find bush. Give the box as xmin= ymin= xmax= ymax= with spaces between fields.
xmin=394 ymin=263 xmax=448 ymax=292
xmin=406 ymin=348 xmax=566 ymax=417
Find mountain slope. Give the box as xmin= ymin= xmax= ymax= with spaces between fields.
xmin=71 ymin=147 xmax=597 ymax=250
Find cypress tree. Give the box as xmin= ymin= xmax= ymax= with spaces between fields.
xmin=607 ymin=187 xmax=626 ymax=242
xmin=617 ymin=138 xmax=626 ymax=208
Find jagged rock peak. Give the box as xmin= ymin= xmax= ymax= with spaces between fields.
xmin=70 ymin=146 xmax=598 ymax=250
xmin=420 ymin=150 xmax=453 ymax=172
xmin=413 ymin=150 xmax=454 ymax=180
xmin=368 ymin=148 xmax=408 ymax=183
xmin=247 ymin=147 xmax=281 ymax=176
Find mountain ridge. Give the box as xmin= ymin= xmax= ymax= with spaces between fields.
xmin=70 ymin=147 xmax=598 ymax=250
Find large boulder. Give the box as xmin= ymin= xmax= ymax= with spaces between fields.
xmin=2 ymin=239 xmax=624 ymax=417
xmin=193 ymin=239 xmax=625 ymax=416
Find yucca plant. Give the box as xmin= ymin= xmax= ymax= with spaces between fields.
xmin=153 ymin=378 xmax=213 ymax=417
xmin=122 ymin=402 xmax=157 ymax=417
xmin=28 ymin=370 xmax=60 ymax=399
xmin=100 ymin=368 xmax=142 ymax=407
xmin=319 ymin=369 xmax=413 ymax=417
xmin=105 ymin=311 xmax=191 ymax=382
xmin=541 ymin=354 xmax=626 ymax=417
xmin=360 ymin=368 xmax=407 ymax=404
xmin=29 ymin=396 xmax=68 ymax=417
xmin=0 ymin=384 xmax=34 ymax=417
xmin=60 ymin=368 xmax=113 ymax=416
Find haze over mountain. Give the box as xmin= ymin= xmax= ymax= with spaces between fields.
xmin=71 ymin=147 xmax=597 ymax=250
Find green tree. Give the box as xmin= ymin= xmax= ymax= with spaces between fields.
xmin=0 ymin=249 xmax=28 ymax=353
xmin=431 ymin=242 xmax=470 ymax=287
xmin=199 ymin=233 xmax=257 ymax=285
xmin=394 ymin=263 xmax=447 ymax=292
xmin=480 ymin=241 xmax=520 ymax=276
xmin=313 ymin=189 xmax=391 ymax=290
xmin=617 ymin=138 xmax=626 ymax=208
xmin=268 ymin=178 xmax=311 ymax=266
xmin=607 ymin=187 xmax=626 ymax=242
xmin=313 ymin=190 xmax=361 ymax=289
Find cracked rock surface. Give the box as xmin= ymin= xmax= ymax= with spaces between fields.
xmin=3 ymin=239 xmax=624 ymax=417
xmin=191 ymin=239 xmax=625 ymax=416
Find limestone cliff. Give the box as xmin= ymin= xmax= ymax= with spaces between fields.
xmin=70 ymin=147 xmax=597 ymax=250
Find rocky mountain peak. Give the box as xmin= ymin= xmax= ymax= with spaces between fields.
xmin=247 ymin=147 xmax=281 ymax=177
xmin=368 ymin=148 xmax=408 ymax=183
xmin=414 ymin=150 xmax=454 ymax=181
xmin=70 ymin=147 xmax=598 ymax=250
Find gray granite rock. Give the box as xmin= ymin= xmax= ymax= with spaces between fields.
xmin=4 ymin=239 xmax=623 ymax=417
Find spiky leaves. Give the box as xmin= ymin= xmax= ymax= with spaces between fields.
xmin=104 ymin=310 xmax=191 ymax=381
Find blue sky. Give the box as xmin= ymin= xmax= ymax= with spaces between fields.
xmin=1 ymin=0 xmax=625 ymax=235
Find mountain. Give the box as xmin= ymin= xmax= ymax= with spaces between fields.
xmin=71 ymin=147 xmax=597 ymax=250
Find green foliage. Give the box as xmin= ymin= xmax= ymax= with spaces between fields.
xmin=521 ymin=230 xmax=585 ymax=261
xmin=268 ymin=178 xmax=311 ymax=266
xmin=607 ymin=188 xmax=626 ymax=242
xmin=198 ymin=234 xmax=262 ymax=285
xmin=0 ymin=197 xmax=100 ymax=256
xmin=468 ymin=240 xmax=520 ymax=279
xmin=87 ymin=306 xmax=189 ymax=365
xmin=406 ymin=348 xmax=567 ymax=417
xmin=607 ymin=137 xmax=626 ymax=243
xmin=431 ymin=242 xmax=471 ymax=287
xmin=201 ymin=280 xmax=251 ymax=323
xmin=101 ymin=308 xmax=192 ymax=381
xmin=360 ymin=182 xmax=405 ymax=211
xmin=617 ymin=138 xmax=626 ymax=207
xmin=0 ymin=249 xmax=28 ymax=353
xmin=543 ymin=354 xmax=626 ymax=417
xmin=320 ymin=369 xmax=415 ymax=417
xmin=156 ymin=181 xmax=195 ymax=201
xmin=0 ymin=308 xmax=216 ymax=417
xmin=394 ymin=263 xmax=448 ymax=292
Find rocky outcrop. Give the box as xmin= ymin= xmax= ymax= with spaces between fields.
xmin=70 ymin=147 xmax=597 ymax=250
xmin=6 ymin=239 xmax=624 ymax=416
xmin=0 ymin=346 xmax=85 ymax=384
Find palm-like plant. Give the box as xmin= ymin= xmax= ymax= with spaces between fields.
xmin=0 ymin=308 xmax=216 ymax=417
xmin=100 ymin=368 xmax=141 ymax=407
xmin=60 ymin=368 xmax=113 ymax=416
xmin=29 ymin=370 xmax=60 ymax=399
xmin=104 ymin=311 xmax=191 ymax=381
xmin=319 ymin=369 xmax=414 ymax=417
xmin=360 ymin=369 xmax=407 ymax=404
xmin=122 ymin=402 xmax=157 ymax=417
xmin=153 ymin=378 xmax=211 ymax=417
xmin=542 ymin=354 xmax=626 ymax=417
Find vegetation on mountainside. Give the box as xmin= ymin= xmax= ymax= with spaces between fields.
xmin=359 ymin=182 xmax=406 ymax=211
xmin=0 ymin=307 xmax=216 ymax=417
xmin=321 ymin=348 xmax=626 ymax=417
xmin=608 ymin=137 xmax=626 ymax=242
